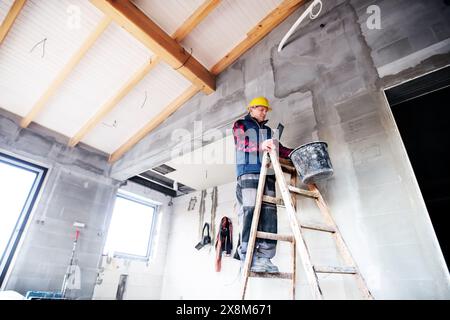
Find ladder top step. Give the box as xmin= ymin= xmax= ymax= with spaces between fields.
xmin=278 ymin=158 xmax=297 ymax=173
xmin=249 ymin=271 xmax=293 ymax=280
xmin=314 ymin=266 xmax=357 ymax=274
xmin=288 ymin=186 xmax=319 ymax=198
xmin=256 ymin=231 xmax=294 ymax=242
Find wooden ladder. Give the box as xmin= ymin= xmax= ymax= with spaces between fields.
xmin=241 ymin=150 xmax=373 ymax=300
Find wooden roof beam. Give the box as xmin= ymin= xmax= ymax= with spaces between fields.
xmin=20 ymin=16 xmax=111 ymax=128
xmin=109 ymin=85 xmax=200 ymax=163
xmin=0 ymin=0 xmax=26 ymax=45
xmin=107 ymin=0 xmax=303 ymax=163
xmin=172 ymin=0 xmax=221 ymax=42
xmin=210 ymin=0 xmax=305 ymax=75
xmin=90 ymin=0 xmax=216 ymax=94
xmin=68 ymin=56 xmax=161 ymax=147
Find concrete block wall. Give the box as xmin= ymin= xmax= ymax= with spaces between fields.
xmin=92 ymin=181 xmax=173 ymax=300
xmin=0 ymin=109 xmax=119 ymax=299
xmin=155 ymin=0 xmax=450 ymax=299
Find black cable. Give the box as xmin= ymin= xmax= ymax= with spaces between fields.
xmin=174 ymin=47 xmax=193 ymax=70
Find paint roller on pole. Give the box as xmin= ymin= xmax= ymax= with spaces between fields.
xmin=61 ymin=222 xmax=85 ymax=298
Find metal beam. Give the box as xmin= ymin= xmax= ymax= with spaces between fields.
xmin=128 ymin=176 xmax=177 ymax=197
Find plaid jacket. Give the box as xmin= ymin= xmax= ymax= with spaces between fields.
xmin=233 ymin=113 xmax=292 ymax=177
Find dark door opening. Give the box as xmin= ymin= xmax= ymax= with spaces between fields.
xmin=385 ymin=67 xmax=450 ymax=271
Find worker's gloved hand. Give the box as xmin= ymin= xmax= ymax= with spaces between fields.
xmin=261 ymin=139 xmax=276 ymax=152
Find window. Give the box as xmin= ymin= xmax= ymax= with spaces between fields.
xmin=103 ymin=191 xmax=158 ymax=260
xmin=0 ymin=152 xmax=47 ymax=287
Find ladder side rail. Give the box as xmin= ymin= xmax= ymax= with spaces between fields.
xmin=269 ymin=150 xmax=323 ymax=300
xmin=241 ymin=153 xmax=270 ymax=299
xmin=308 ymin=184 xmax=373 ymax=299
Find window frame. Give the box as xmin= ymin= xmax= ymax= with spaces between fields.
xmin=0 ymin=152 xmax=47 ymax=287
xmin=104 ymin=190 xmax=160 ymax=261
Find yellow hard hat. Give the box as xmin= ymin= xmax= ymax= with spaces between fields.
xmin=248 ymin=96 xmax=272 ymax=111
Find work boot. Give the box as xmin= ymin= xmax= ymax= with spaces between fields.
xmin=249 ymin=257 xmax=267 ymax=273
xmin=249 ymin=257 xmax=279 ymax=273
xmin=257 ymin=257 xmax=279 ymax=273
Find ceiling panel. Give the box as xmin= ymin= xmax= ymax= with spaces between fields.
xmin=132 ymin=0 xmax=205 ymax=36
xmin=181 ymin=0 xmax=283 ymax=69
xmin=82 ymin=62 xmax=192 ymax=154
xmin=165 ymin=135 xmax=236 ymax=190
xmin=0 ymin=0 xmax=103 ymax=116
xmin=34 ymin=21 xmax=153 ymax=138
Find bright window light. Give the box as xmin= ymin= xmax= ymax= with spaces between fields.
xmin=0 ymin=162 xmax=38 ymax=262
xmin=0 ymin=153 xmax=46 ymax=286
xmin=103 ymin=193 xmax=157 ymax=259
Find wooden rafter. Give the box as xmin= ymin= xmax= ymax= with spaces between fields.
xmin=107 ymin=0 xmax=304 ymax=163
xmin=20 ymin=16 xmax=111 ymax=128
xmin=0 ymin=0 xmax=26 ymax=44
xmin=69 ymin=0 xmax=219 ymax=148
xmin=109 ymin=85 xmax=200 ymax=163
xmin=68 ymin=56 xmax=161 ymax=147
xmin=172 ymin=0 xmax=221 ymax=42
xmin=210 ymin=0 xmax=305 ymax=75
xmin=90 ymin=0 xmax=215 ymax=94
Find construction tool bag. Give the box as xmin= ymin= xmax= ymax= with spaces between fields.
xmin=195 ymin=223 xmax=211 ymax=250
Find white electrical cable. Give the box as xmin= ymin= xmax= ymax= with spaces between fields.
xmin=277 ymin=0 xmax=323 ymax=53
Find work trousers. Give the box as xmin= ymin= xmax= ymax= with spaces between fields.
xmin=236 ymin=173 xmax=277 ymax=260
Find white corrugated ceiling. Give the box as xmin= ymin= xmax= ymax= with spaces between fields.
xmin=0 ymin=0 xmax=104 ymax=116
xmin=0 ymin=0 xmax=292 ymax=163
xmin=132 ymin=0 xmax=205 ymax=36
xmin=34 ymin=21 xmax=152 ymax=139
xmin=182 ymin=0 xmax=283 ymax=68
xmin=83 ymin=62 xmax=192 ymax=153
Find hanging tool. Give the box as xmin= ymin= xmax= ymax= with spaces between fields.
xmin=195 ymin=223 xmax=212 ymax=250
xmin=198 ymin=190 xmax=207 ymax=238
xmin=210 ymin=187 xmax=218 ymax=246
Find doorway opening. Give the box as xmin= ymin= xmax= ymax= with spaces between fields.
xmin=385 ymin=66 xmax=450 ymax=270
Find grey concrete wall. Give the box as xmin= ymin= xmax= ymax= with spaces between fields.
xmin=112 ymin=0 xmax=450 ymax=299
xmin=0 ymin=109 xmax=120 ymax=299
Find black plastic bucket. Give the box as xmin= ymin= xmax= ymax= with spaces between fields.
xmin=289 ymin=141 xmax=334 ymax=184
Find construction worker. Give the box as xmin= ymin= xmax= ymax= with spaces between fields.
xmin=233 ymin=96 xmax=293 ymax=273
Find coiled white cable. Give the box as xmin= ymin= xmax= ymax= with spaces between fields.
xmin=277 ymin=0 xmax=323 ymax=53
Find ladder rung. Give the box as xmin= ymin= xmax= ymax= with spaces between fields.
xmin=256 ymin=231 xmax=294 ymax=242
xmin=278 ymin=158 xmax=297 ymax=174
xmin=314 ymin=266 xmax=356 ymax=274
xmin=300 ymin=221 xmax=335 ymax=233
xmin=262 ymin=195 xmax=284 ymax=206
xmin=288 ymin=186 xmax=319 ymax=198
xmin=249 ymin=272 xmax=293 ymax=279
